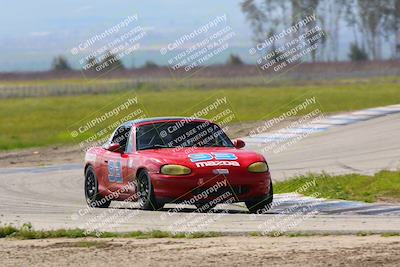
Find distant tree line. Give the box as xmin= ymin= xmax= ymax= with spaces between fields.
xmin=51 ymin=50 xmax=162 ymax=72
xmin=241 ymin=0 xmax=400 ymax=61
xmin=51 ymin=56 xmax=72 ymax=71
xmin=50 ymin=52 xmax=245 ymax=72
xmin=51 ymin=1 xmax=400 ymax=71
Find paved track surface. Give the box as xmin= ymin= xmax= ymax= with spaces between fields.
xmin=1 ymin=110 xmax=400 ymax=234
xmin=245 ymin=104 xmax=400 ymax=180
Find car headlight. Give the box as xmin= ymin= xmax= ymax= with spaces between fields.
xmin=161 ymin=165 xmax=191 ymax=175
xmin=248 ymin=162 xmax=269 ymax=173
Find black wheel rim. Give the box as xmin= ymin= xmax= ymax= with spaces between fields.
xmin=139 ymin=173 xmax=149 ymax=204
xmin=86 ymin=171 xmax=96 ymax=200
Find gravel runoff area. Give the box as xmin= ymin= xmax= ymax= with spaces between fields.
xmin=1 ymin=235 xmax=400 ymax=266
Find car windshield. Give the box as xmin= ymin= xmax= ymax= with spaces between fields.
xmin=136 ymin=121 xmax=234 ymax=150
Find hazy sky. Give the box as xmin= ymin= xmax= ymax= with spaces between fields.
xmin=0 ymin=0 xmax=253 ymax=71
xmin=0 ymin=0 xmax=365 ymax=72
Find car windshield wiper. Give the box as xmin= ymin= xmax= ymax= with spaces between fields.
xmin=140 ymin=144 xmax=176 ymax=150
xmin=200 ymin=143 xmax=226 ymax=147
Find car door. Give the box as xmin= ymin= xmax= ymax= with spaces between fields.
xmin=102 ymin=125 xmax=131 ymax=193
xmin=122 ymin=126 xmax=139 ymax=197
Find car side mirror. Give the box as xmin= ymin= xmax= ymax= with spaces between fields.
xmin=233 ymin=139 xmax=245 ymax=149
xmin=107 ymin=143 xmax=121 ymax=152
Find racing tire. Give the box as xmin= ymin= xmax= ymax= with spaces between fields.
xmin=137 ymin=170 xmax=163 ymax=211
xmin=245 ymin=181 xmax=273 ymax=214
xmin=84 ymin=165 xmax=111 ymax=208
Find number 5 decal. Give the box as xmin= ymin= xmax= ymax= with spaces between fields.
xmin=108 ymin=160 xmax=123 ymax=183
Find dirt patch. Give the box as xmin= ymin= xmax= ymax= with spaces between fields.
xmin=0 ymin=145 xmax=84 ymax=168
xmin=1 ymin=235 xmax=399 ymax=266
xmin=377 ymin=197 xmax=400 ymax=204
xmin=44 ymin=240 xmax=114 ymax=249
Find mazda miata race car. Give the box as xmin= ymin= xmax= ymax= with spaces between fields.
xmin=84 ymin=117 xmax=273 ymax=213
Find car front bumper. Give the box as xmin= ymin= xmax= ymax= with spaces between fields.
xmin=151 ymin=171 xmax=271 ymax=204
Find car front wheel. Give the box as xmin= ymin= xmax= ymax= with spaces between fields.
xmin=137 ymin=170 xmax=163 ymax=211
xmin=245 ymin=181 xmax=273 ymax=214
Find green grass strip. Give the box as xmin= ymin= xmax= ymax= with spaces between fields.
xmin=275 ymin=170 xmax=400 ymax=203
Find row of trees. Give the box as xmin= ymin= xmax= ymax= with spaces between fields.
xmin=51 ymin=1 xmax=400 ymax=71
xmin=52 ymin=51 xmax=158 ymax=71
xmin=51 ymin=53 xmax=244 ymax=71
xmin=241 ymin=0 xmax=400 ymax=61
xmin=52 ymin=51 xmax=126 ymax=71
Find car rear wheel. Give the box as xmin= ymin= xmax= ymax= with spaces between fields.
xmin=85 ymin=166 xmax=111 ymax=208
xmin=245 ymin=181 xmax=273 ymax=214
xmin=137 ymin=170 xmax=163 ymax=211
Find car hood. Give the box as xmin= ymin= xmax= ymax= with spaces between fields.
xmin=138 ymin=147 xmax=266 ymax=168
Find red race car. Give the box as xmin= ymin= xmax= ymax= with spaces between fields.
xmin=84 ymin=117 xmax=273 ymax=213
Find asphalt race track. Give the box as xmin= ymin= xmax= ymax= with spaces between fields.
xmin=1 ymin=110 xmax=400 ymax=234
xmin=245 ymin=104 xmax=400 ymax=180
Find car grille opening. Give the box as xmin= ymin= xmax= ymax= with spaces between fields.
xmin=192 ymin=185 xmax=249 ymax=197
